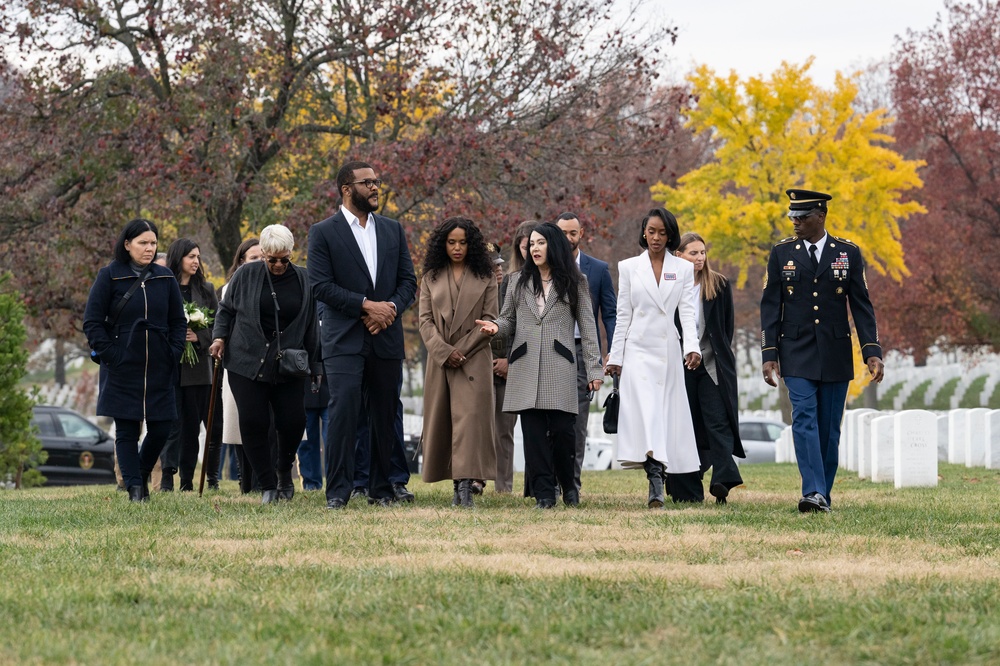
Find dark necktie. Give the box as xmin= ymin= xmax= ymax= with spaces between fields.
xmin=809 ymin=244 xmax=818 ymax=271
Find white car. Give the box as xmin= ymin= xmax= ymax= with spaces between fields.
xmin=737 ymin=417 xmax=787 ymax=464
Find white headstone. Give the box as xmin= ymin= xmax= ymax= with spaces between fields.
xmin=776 ymin=426 xmax=795 ymax=463
xmin=845 ymin=409 xmax=876 ymax=473
xmin=965 ymin=408 xmax=989 ymax=467
xmin=894 ymin=410 xmax=938 ymax=487
xmin=937 ymin=414 xmax=949 ymax=462
xmin=856 ymin=411 xmax=879 ymax=479
xmin=870 ymin=415 xmax=896 ymax=483
xmin=987 ymin=411 xmax=1000 ymax=470
xmin=948 ymin=409 xmax=970 ymax=464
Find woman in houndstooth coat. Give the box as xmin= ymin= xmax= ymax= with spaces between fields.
xmin=478 ymin=223 xmax=603 ymax=509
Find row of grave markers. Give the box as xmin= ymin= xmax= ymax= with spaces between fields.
xmin=774 ymin=408 xmax=1000 ymax=488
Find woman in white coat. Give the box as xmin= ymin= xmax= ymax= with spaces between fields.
xmin=606 ymin=208 xmax=703 ymax=507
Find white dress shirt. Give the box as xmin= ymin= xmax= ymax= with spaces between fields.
xmin=341 ymin=205 xmax=378 ymax=285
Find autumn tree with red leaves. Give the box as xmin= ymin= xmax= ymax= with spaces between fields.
xmin=880 ymin=0 xmax=1000 ymax=360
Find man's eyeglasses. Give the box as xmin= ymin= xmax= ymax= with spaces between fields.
xmin=348 ymin=178 xmax=382 ymax=190
xmin=267 ymin=256 xmax=291 ymax=265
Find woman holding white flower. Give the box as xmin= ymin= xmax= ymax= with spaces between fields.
xmin=159 ymin=238 xmax=220 ymax=492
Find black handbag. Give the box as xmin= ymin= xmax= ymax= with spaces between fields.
xmin=264 ymin=268 xmax=311 ymax=378
xmin=602 ymin=374 xmax=620 ymax=434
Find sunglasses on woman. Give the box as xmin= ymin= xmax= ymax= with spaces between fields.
xmin=267 ymin=256 xmax=290 ymax=265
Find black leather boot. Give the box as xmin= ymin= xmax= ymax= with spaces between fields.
xmin=452 ymin=480 xmax=460 ymax=506
xmin=644 ymin=457 xmax=665 ymax=508
xmin=457 ymin=479 xmax=474 ymax=508
xmin=160 ymin=467 xmax=176 ymax=491
xmin=276 ymin=469 xmax=294 ymax=501
xmin=261 ymin=489 xmax=279 ymax=505
xmin=206 ymin=441 xmax=222 ymax=490
xmin=179 ymin=475 xmax=194 ymax=492
xmin=139 ymin=470 xmax=151 ymax=500
xmin=127 ymin=485 xmax=147 ymax=503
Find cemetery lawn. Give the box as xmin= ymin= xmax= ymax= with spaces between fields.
xmin=2 ymin=463 xmax=999 ymax=666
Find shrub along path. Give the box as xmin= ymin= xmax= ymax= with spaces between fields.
xmin=2 ymin=464 xmax=999 ymax=665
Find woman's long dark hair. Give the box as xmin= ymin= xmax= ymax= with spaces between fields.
xmin=227 ymin=238 xmax=260 ymax=279
xmin=515 ymin=222 xmax=580 ymax=313
xmin=167 ymin=238 xmax=213 ymax=302
xmin=422 ymin=217 xmax=494 ymax=281
xmin=113 ymin=218 xmax=158 ymax=264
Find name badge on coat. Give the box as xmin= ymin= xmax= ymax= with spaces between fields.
xmin=663 ymin=273 xmax=676 ymax=281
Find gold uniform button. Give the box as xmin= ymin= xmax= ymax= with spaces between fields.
xmin=813 ymin=305 xmax=819 ymax=311
xmin=813 ymin=279 xmax=818 ymax=284
xmin=813 ymin=292 xmax=818 ymax=297
xmin=814 ymin=319 xmax=820 ymax=324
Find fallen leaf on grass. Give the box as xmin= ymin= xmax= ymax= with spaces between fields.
xmin=786 ymin=549 xmax=804 ymax=556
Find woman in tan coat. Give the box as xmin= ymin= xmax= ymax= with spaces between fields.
xmin=419 ymin=217 xmax=499 ymax=507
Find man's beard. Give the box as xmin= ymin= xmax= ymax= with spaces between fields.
xmin=352 ymin=187 xmax=377 ymax=214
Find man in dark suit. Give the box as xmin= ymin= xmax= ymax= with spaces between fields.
xmin=760 ymin=189 xmax=885 ymax=513
xmin=556 ymin=212 xmax=617 ymax=492
xmin=308 ymin=160 xmax=417 ymax=509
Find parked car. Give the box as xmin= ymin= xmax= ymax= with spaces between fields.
xmin=737 ymin=417 xmax=787 ymax=464
xmin=31 ymin=405 xmax=117 ymax=485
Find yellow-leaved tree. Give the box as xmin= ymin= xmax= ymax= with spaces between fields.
xmin=652 ymin=60 xmax=925 ymax=399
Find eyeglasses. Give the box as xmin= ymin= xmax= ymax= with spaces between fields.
xmin=267 ymin=256 xmax=291 ymax=265
xmin=348 ymin=179 xmax=382 ymax=190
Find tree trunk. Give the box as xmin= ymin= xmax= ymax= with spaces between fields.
xmin=54 ymin=337 xmax=66 ymax=386
xmin=863 ymin=382 xmax=878 ymax=409
xmin=207 ymin=198 xmax=247 ymax=271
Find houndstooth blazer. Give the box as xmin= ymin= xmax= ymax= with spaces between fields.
xmin=496 ymin=272 xmax=603 ymax=414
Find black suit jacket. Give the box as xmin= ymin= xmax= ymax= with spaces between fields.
xmin=307 ymin=210 xmax=417 ymax=360
xmin=760 ymin=235 xmax=881 ymax=382
xmin=578 ymin=251 xmax=617 ymax=351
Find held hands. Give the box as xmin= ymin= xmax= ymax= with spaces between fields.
xmin=209 ymin=338 xmax=225 ymax=360
xmin=362 ymin=301 xmax=396 ymax=334
xmin=868 ymin=357 xmax=885 ymax=384
xmin=684 ymin=352 xmax=701 ymax=370
xmin=475 ymin=319 xmax=498 ymax=336
xmin=762 ymin=360 xmax=780 ymax=387
xmin=493 ymin=358 xmax=508 ymax=379
xmin=445 ymin=349 xmax=466 ymax=368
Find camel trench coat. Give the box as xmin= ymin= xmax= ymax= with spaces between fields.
xmin=418 ymin=268 xmax=499 ymax=483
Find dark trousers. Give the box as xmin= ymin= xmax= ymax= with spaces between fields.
xmin=784 ymin=376 xmax=849 ymax=505
xmin=160 ymin=383 xmax=210 ymax=482
xmin=297 ymin=406 xmax=327 ymax=490
xmin=492 ymin=378 xmax=517 ymax=493
xmin=324 ymin=338 xmax=402 ymax=503
xmin=228 ymin=373 xmax=306 ymax=491
xmin=687 ymin=365 xmax=743 ymax=490
xmin=114 ymin=419 xmax=172 ymax=489
xmin=348 ymin=378 xmax=409 ymax=489
xmin=572 ymin=340 xmax=591 ymax=492
xmin=520 ymin=409 xmax=576 ymax=503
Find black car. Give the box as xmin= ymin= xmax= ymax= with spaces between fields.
xmin=31 ymin=405 xmax=117 ymax=486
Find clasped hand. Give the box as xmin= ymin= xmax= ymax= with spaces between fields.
xmin=362 ymin=301 xmax=396 ymax=335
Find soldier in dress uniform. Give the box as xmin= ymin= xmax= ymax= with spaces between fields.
xmin=760 ymin=189 xmax=885 ymax=512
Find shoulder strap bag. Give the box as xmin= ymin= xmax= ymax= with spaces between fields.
xmin=264 ymin=268 xmax=311 ymax=378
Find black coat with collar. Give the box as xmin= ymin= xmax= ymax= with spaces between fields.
xmin=83 ymin=261 xmax=187 ymax=422
xmin=677 ymin=278 xmax=745 ymax=459
xmin=760 ymin=235 xmax=882 ymax=382
xmin=307 ymin=210 xmax=417 ymax=360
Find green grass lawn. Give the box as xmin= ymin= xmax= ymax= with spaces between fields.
xmin=2 ymin=464 xmax=999 ymax=665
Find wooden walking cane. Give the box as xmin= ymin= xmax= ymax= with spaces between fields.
xmin=198 ymin=358 xmax=222 ymax=497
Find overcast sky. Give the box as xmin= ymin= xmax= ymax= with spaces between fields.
xmin=630 ymin=0 xmax=948 ymax=87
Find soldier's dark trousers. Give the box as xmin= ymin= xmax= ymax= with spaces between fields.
xmin=784 ymin=376 xmax=849 ymax=505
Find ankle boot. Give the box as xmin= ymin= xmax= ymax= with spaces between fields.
xmin=644 ymin=458 xmax=665 ymax=508
xmin=457 ymin=479 xmax=474 ymax=508
xmin=139 ymin=470 xmax=151 ymax=500
xmin=451 ymin=480 xmax=460 ymax=506
xmin=127 ymin=485 xmax=147 ymax=503
xmin=179 ymin=474 xmax=194 ymax=492
xmin=276 ymin=469 xmax=294 ymax=501
xmin=160 ymin=468 xmax=176 ymax=492
xmin=261 ymin=489 xmax=279 ymax=505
